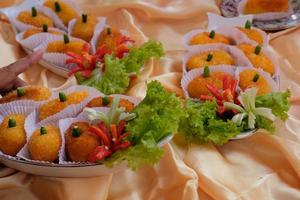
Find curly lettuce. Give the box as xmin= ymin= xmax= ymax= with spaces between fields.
xmin=179 ymin=100 xmax=240 ymax=145
xmin=255 ymin=90 xmax=291 ymax=121
xmin=121 ymin=40 xmax=164 ymax=74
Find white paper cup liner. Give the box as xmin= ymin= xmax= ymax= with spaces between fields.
xmin=35 ymin=34 xmax=90 ymax=69
xmin=68 ymin=17 xmax=106 ymax=45
xmin=181 ymin=65 xmax=237 ymax=99
xmin=237 ymin=0 xmax=293 ymax=20
xmin=16 ymin=28 xmax=65 ymax=51
xmin=235 ymin=66 xmax=279 ymax=93
xmin=0 ymin=106 xmax=36 ymax=161
xmin=36 ymin=85 xmax=103 ymax=126
xmin=40 ymin=0 xmax=82 ymax=31
xmin=183 ymin=44 xmax=252 ymax=74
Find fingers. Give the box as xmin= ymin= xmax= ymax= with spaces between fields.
xmin=14 ymin=77 xmax=27 ymax=88
xmin=5 ymin=49 xmax=44 ymax=76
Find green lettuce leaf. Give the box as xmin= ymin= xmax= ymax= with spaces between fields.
xmin=104 ymin=132 xmax=163 ymax=170
xmin=255 ymin=90 xmax=291 ymax=121
xmin=82 ymin=55 xmax=129 ymax=95
xmin=126 ymin=80 xmax=185 ymax=144
xmin=255 ymin=115 xmax=275 ymax=133
xmin=121 ymin=40 xmax=164 ymax=74
xmin=179 ymin=100 xmax=240 ymax=145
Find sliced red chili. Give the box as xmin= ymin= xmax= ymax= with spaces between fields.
xmin=206 ymin=84 xmax=223 ymax=100
xmin=87 ymin=146 xmax=112 ymax=163
xmin=89 ymin=126 xmax=111 ymax=148
xmin=114 ymin=141 xmax=131 ymax=151
xmin=117 ymin=120 xmax=126 ymax=135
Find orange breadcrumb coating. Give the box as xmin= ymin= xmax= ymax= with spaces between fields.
xmin=239 ymin=69 xmax=271 ymax=95
xmin=46 ymin=40 xmax=86 ymax=54
xmin=0 ymin=114 xmax=26 ymax=156
xmin=188 ymin=71 xmax=234 ymax=98
xmin=186 ymin=50 xmax=235 ymax=71
xmin=17 ymin=11 xmax=53 ymax=28
xmin=243 ymin=0 xmax=289 ymax=14
xmin=97 ymin=27 xmax=122 ymax=52
xmin=65 ymin=122 xmax=100 ymax=162
xmin=0 ymin=86 xmax=51 ymax=104
xmin=238 ymin=44 xmax=275 ymax=75
xmin=43 ymin=0 xmax=78 ymax=26
xmin=29 ymin=125 xmax=61 ymax=161
xmin=86 ymin=96 xmax=135 ymax=112
xmin=237 ymin=27 xmax=264 ymax=45
xmin=39 ymin=91 xmax=88 ymax=121
xmin=23 ymin=28 xmax=61 ymax=39
xmin=189 ymin=32 xmax=230 ymax=45
xmin=71 ymin=15 xmax=98 ymax=42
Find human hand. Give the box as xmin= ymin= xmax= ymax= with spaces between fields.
xmin=0 ymin=50 xmax=44 ymax=96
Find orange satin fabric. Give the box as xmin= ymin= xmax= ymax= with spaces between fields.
xmin=0 ymin=0 xmax=299 ymax=200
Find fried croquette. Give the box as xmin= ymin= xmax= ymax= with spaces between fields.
xmin=97 ymin=27 xmax=123 ymax=52
xmin=188 ymin=71 xmax=234 ymax=98
xmin=28 ymin=125 xmax=61 ymax=161
xmin=65 ymin=122 xmax=100 ymax=162
xmin=71 ymin=14 xmax=98 ymax=42
xmin=0 ymin=86 xmax=51 ymax=104
xmin=238 ymin=44 xmax=275 ymax=75
xmin=243 ymin=0 xmax=289 ymax=14
xmin=46 ymin=34 xmax=86 ymax=54
xmin=17 ymin=7 xmax=53 ymax=28
xmin=0 ymin=115 xmax=26 ymax=156
xmin=239 ymin=69 xmax=271 ymax=95
xmin=237 ymin=27 xmax=264 ymax=45
xmin=44 ymin=0 xmax=78 ymax=26
xmin=186 ymin=50 xmax=235 ymax=71
xmin=39 ymin=91 xmax=88 ymax=121
xmin=86 ymin=96 xmax=135 ymax=112
xmin=22 ymin=25 xmax=61 ymax=39
xmin=189 ymin=31 xmax=230 ymax=45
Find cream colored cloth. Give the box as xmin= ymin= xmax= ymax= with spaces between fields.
xmin=0 ymin=0 xmax=300 ymax=200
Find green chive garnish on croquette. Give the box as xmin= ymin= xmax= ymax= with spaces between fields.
xmin=102 ymin=96 xmax=110 ymax=106
xmin=209 ymin=30 xmax=215 ymax=39
xmin=203 ymin=66 xmax=210 ymax=78
xmin=72 ymin=126 xmax=81 ymax=137
xmin=40 ymin=126 xmax=47 ymax=135
xmin=17 ymin=88 xmax=25 ymax=97
xmin=8 ymin=118 xmax=16 ymax=128
xmin=59 ymin=92 xmax=67 ymax=102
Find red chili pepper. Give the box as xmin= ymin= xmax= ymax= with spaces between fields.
xmin=117 ymin=121 xmax=126 ymax=135
xmin=206 ymin=84 xmax=223 ymax=100
xmin=116 ymin=44 xmax=130 ymax=58
xmin=110 ymin=124 xmax=119 ymax=141
xmin=217 ymin=106 xmax=226 ymax=114
xmin=117 ymin=35 xmax=135 ymax=46
xmin=96 ymin=44 xmax=112 ymax=58
xmin=89 ymin=126 xmax=111 ymax=148
xmin=66 ymin=52 xmax=84 ymax=60
xmin=223 ymin=89 xmax=234 ymax=102
xmin=223 ymin=75 xmax=231 ymax=90
xmin=230 ymin=79 xmax=238 ymax=100
xmin=80 ymin=69 xmax=93 ymax=78
xmin=130 ymin=74 xmax=137 ymax=82
xmin=98 ymin=122 xmax=109 ymax=137
xmin=114 ymin=141 xmax=131 ymax=151
xmin=87 ymin=146 xmax=112 ymax=163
